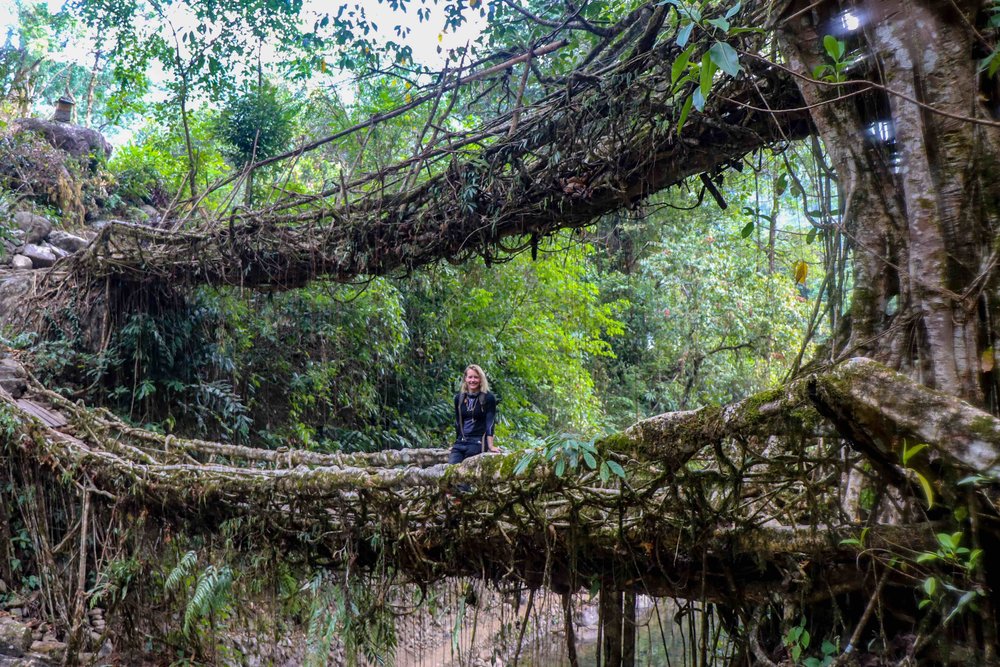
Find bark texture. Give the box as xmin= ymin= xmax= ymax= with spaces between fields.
xmin=777 ymin=0 xmax=1000 ymax=406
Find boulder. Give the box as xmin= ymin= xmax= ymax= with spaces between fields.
xmin=47 ymin=230 xmax=89 ymax=254
xmin=20 ymin=244 xmax=57 ymax=268
xmin=27 ymin=639 xmax=64 ymax=662
xmin=137 ymin=204 xmax=160 ymax=221
xmin=11 ymin=212 xmax=52 ymax=245
xmin=0 ymin=616 xmax=32 ymax=653
xmin=0 ymin=358 xmax=27 ymax=398
xmin=10 ymin=255 xmax=33 ymax=270
xmin=11 ymin=118 xmax=111 ymax=161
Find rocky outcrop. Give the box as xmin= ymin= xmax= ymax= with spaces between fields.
xmin=0 ymin=607 xmax=113 ymax=667
xmin=11 ymin=118 xmax=111 ymax=162
xmin=11 ymin=213 xmax=51 ymax=245
xmin=18 ymin=245 xmax=56 ymax=269
xmin=47 ymin=230 xmax=89 ymax=253
xmin=1 ymin=211 xmax=96 ymax=269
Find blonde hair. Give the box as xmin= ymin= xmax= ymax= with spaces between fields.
xmin=460 ymin=364 xmax=490 ymax=394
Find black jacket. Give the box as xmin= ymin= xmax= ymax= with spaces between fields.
xmin=454 ymin=392 xmax=497 ymax=442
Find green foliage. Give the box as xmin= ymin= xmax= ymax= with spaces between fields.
xmin=0 ymin=403 xmax=21 ymax=441
xmin=594 ymin=196 xmax=811 ymax=424
xmin=183 ymin=565 xmax=233 ymax=637
xmin=162 ymin=550 xmax=234 ymax=642
xmin=980 ymin=1 xmax=1000 ymax=77
xmin=109 ymin=109 xmax=231 ymax=208
xmin=784 ymin=616 xmax=810 ymax=664
xmin=812 ymin=35 xmax=853 ymax=83
xmin=217 ymin=81 xmax=298 ymax=167
xmin=91 ymin=556 xmax=143 ymax=608
xmin=900 ymin=440 xmax=934 ymax=508
xmin=305 ymin=571 xmax=396 ymax=667
xmin=916 ymin=527 xmax=984 ymax=619
xmin=513 ymin=433 xmax=626 ymax=482
xmin=664 ymin=0 xmax=751 ymax=124
xmin=32 ymin=297 xmax=250 ymax=441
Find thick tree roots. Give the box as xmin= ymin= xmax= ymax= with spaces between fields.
xmin=2 ymin=357 xmax=998 ymax=661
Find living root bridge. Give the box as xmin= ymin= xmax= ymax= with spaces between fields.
xmin=3 ymin=357 xmax=996 ymax=605
xmin=67 ymin=44 xmax=810 ymax=291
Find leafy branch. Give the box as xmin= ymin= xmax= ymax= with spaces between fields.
xmin=513 ymin=433 xmax=626 ymax=482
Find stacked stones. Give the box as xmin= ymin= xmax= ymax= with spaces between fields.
xmin=4 ymin=212 xmax=92 ymax=270
xmin=0 ymin=607 xmax=113 ymax=665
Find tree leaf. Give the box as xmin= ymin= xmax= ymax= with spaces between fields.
xmin=707 ymin=17 xmax=730 ymax=32
xmin=606 ymin=460 xmax=626 ymax=479
xmin=692 ymin=87 xmax=706 ymax=112
xmin=901 ymin=442 xmax=928 ymax=466
xmin=794 ymin=260 xmax=808 ymax=285
xmin=916 ymin=471 xmax=934 ymax=508
xmin=671 ymin=46 xmax=694 ymax=85
xmin=823 ymin=34 xmax=844 ymax=60
xmin=708 ymin=41 xmax=741 ymax=77
xmin=775 ymin=172 xmax=788 ymax=196
xmin=676 ymin=22 xmax=694 ymax=48
xmin=724 ymin=2 xmax=742 ymax=19
xmin=700 ymin=52 xmax=717 ymax=100
xmin=740 ymin=221 xmax=754 ymax=238
xmin=677 ymin=93 xmax=694 ymax=132
xmin=981 ymin=346 xmax=994 ymax=372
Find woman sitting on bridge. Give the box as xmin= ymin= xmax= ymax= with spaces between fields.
xmin=448 ymin=364 xmax=499 ymax=464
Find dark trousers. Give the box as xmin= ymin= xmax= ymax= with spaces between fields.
xmin=448 ymin=440 xmax=483 ymax=464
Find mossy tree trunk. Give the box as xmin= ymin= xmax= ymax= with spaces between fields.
xmin=777 ymin=0 xmax=1000 ymax=406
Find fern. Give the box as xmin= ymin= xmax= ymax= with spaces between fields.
xmin=164 ymin=550 xmax=198 ymax=593
xmin=183 ymin=565 xmax=233 ymax=636
xmin=305 ymin=573 xmax=339 ymax=667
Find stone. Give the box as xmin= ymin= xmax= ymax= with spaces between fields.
xmin=28 ymin=639 xmax=65 ymax=661
xmin=138 ymin=205 xmax=159 ymax=221
xmin=46 ymin=230 xmax=89 ymax=254
xmin=10 ymin=255 xmax=32 ymax=270
xmin=0 ymin=358 xmax=27 ymax=399
xmin=11 ymin=212 xmax=52 ymax=245
xmin=20 ymin=245 xmax=56 ymax=269
xmin=0 ymin=616 xmax=32 ymax=652
xmin=11 ymin=118 xmax=111 ymax=161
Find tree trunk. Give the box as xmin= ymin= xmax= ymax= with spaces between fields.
xmin=622 ymin=591 xmax=636 ymax=667
xmin=178 ymin=82 xmax=198 ymax=199
xmin=600 ymin=586 xmax=623 ymax=667
xmin=83 ymin=49 xmax=102 ymax=127
xmin=776 ymin=0 xmax=1000 ymax=407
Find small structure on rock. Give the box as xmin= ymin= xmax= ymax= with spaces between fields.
xmin=53 ymin=93 xmax=75 ymax=123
